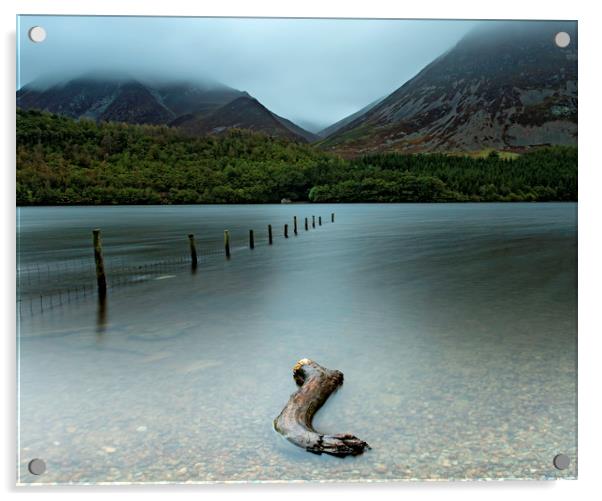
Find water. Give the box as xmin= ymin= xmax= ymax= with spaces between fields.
xmin=17 ymin=203 xmax=577 ymax=483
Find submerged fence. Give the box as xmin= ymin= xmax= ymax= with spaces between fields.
xmin=17 ymin=212 xmax=336 ymax=318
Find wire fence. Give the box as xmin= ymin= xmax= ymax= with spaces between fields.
xmin=17 ymin=213 xmax=335 ymax=318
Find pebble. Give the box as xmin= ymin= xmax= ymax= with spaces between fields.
xmin=136 ymin=426 xmax=147 ymax=432
xmin=101 ymin=446 xmax=116 ymax=453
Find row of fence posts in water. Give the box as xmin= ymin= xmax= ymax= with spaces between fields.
xmin=92 ymin=212 xmax=335 ymax=299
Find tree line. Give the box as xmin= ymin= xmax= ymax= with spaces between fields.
xmin=17 ymin=109 xmax=577 ymax=205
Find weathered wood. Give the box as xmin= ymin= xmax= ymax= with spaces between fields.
xmin=92 ymin=229 xmax=107 ymax=298
xmin=268 ymin=224 xmax=273 ymax=245
xmin=274 ymin=359 xmax=369 ymax=457
xmin=188 ymin=234 xmax=198 ymax=269
xmin=284 ymin=224 xmax=289 ymax=238
xmin=224 ymin=230 xmax=231 ymax=258
xmin=249 ymin=229 xmax=255 ymax=249
xmin=294 ymin=216 xmax=298 ymax=235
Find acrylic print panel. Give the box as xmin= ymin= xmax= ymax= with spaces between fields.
xmin=16 ymin=15 xmax=577 ymax=484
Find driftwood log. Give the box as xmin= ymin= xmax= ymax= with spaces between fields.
xmin=274 ymin=359 xmax=370 ymax=457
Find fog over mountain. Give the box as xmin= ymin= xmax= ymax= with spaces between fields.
xmin=18 ymin=17 xmax=577 ymax=152
xmin=17 ymin=16 xmax=475 ymax=131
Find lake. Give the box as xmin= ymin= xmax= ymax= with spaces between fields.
xmin=17 ymin=203 xmax=577 ymax=483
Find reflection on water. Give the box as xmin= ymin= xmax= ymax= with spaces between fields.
xmin=96 ymin=297 xmax=108 ymax=336
xmin=17 ymin=203 xmax=577 ymax=483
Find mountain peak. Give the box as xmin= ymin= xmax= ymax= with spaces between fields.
xmin=174 ymin=94 xmax=316 ymax=142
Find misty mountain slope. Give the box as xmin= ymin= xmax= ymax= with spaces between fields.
xmin=272 ymin=114 xmax=319 ymax=142
xmin=320 ymin=21 xmax=577 ymax=155
xmin=175 ymin=96 xmax=316 ymax=142
xmin=318 ymin=96 xmax=385 ymax=138
xmin=17 ymin=77 xmax=175 ymax=125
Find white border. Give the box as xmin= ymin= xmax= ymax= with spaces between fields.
xmin=2 ymin=1 xmax=600 ymax=500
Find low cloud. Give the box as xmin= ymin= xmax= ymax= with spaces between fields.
xmin=18 ymin=16 xmax=475 ymax=130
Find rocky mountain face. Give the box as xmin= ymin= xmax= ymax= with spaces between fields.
xmin=17 ymin=76 xmax=314 ymax=141
xmin=320 ymin=21 xmax=577 ymax=155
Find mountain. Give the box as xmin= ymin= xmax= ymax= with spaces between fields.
xmin=17 ymin=76 xmax=314 ymax=141
xmin=17 ymin=77 xmax=175 ymax=125
xmin=174 ymin=96 xmax=318 ymax=142
xmin=320 ymin=21 xmax=577 ymax=155
xmin=318 ymin=96 xmax=384 ymax=138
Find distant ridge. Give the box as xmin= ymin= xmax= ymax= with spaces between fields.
xmin=17 ymin=76 xmax=314 ymax=142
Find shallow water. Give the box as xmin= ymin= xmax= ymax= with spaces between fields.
xmin=17 ymin=203 xmax=577 ymax=483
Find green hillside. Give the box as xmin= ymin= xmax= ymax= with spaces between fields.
xmin=17 ymin=109 xmax=577 ymax=205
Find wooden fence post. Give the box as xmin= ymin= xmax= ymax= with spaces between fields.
xmin=268 ymin=224 xmax=273 ymax=245
xmin=312 ymin=215 xmax=315 ymax=228
xmin=294 ymin=216 xmax=298 ymax=235
xmin=284 ymin=224 xmax=289 ymax=238
xmin=249 ymin=229 xmax=255 ymax=249
xmin=92 ymin=229 xmax=107 ymax=298
xmin=319 ymin=216 xmax=322 ymax=226
xmin=305 ymin=217 xmax=309 ymax=231
xmin=331 ymin=212 xmax=335 ymax=223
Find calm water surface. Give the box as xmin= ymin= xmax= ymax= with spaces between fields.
xmin=17 ymin=203 xmax=577 ymax=483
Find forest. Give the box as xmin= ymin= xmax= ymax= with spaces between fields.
xmin=16 ymin=109 xmax=577 ymax=205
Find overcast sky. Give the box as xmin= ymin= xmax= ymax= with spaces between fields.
xmin=17 ymin=16 xmax=475 ymax=131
